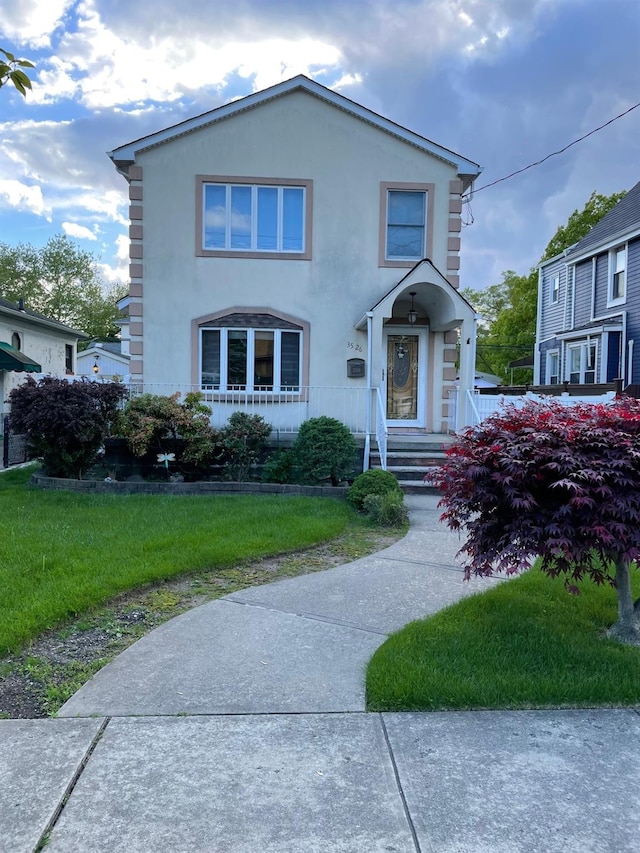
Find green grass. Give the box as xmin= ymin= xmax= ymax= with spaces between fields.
xmin=367 ymin=566 xmax=640 ymax=711
xmin=0 ymin=467 xmax=354 ymax=653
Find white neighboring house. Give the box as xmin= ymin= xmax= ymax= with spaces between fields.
xmin=76 ymin=341 xmax=130 ymax=382
xmin=108 ymin=75 xmax=482 ymax=443
xmin=0 ymin=297 xmax=86 ymax=425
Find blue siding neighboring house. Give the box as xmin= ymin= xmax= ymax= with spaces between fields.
xmin=535 ymin=181 xmax=640 ymax=387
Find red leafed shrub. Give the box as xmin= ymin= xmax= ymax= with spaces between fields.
xmin=9 ymin=376 xmax=127 ymax=479
xmin=428 ymin=397 xmax=640 ymax=643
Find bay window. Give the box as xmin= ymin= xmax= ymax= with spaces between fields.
xmin=201 ymin=327 xmax=301 ymax=392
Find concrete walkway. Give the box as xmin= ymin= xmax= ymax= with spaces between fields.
xmin=2 ymin=494 xmax=640 ymax=852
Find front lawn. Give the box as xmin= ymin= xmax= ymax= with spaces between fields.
xmin=367 ymin=566 xmax=640 ymax=711
xmin=0 ymin=467 xmax=355 ymax=653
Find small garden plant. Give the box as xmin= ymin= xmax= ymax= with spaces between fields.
xmin=219 ymin=411 xmax=272 ymax=481
xmin=427 ymin=397 xmax=640 ymax=644
xmin=348 ymin=468 xmax=403 ymax=510
xmin=116 ymin=391 xmax=219 ymax=475
xmin=293 ymin=416 xmax=357 ymax=485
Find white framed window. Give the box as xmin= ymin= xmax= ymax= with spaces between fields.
xmin=200 ymin=327 xmax=302 ymax=392
xmin=566 ymin=341 xmax=597 ymax=384
xmin=549 ymin=274 xmax=559 ymax=305
xmin=608 ymin=245 xmax=626 ymax=304
xmin=197 ymin=177 xmax=312 ymax=259
xmin=547 ymin=350 xmax=559 ymax=384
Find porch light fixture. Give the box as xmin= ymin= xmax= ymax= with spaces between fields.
xmin=408 ymin=292 xmax=418 ymax=327
xmin=92 ymin=357 xmax=100 ymax=374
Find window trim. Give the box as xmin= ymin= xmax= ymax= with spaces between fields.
xmin=191 ymin=307 xmax=310 ymax=398
xmin=565 ymin=340 xmax=597 ymax=384
xmin=549 ymin=274 xmax=560 ymax=305
xmin=196 ymin=175 xmax=313 ymax=260
xmin=379 ymin=182 xmax=434 ymax=268
xmin=607 ymin=244 xmax=627 ymax=306
xmin=546 ymin=349 xmax=560 ymax=385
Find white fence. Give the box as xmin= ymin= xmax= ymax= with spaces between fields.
xmin=448 ymin=387 xmax=618 ymax=430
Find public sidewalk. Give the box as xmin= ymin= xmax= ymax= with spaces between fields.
xmin=2 ymin=494 xmax=639 ymax=852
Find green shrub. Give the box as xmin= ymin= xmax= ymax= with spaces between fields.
xmin=220 ymin=411 xmax=272 ymax=481
xmin=261 ymin=448 xmax=294 ymax=484
xmin=347 ymin=468 xmax=402 ymax=510
xmin=116 ymin=392 xmax=219 ymax=473
xmin=363 ymin=492 xmax=408 ymax=527
xmin=293 ymin=416 xmax=357 ymax=486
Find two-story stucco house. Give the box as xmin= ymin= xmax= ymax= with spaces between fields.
xmin=535 ymin=181 xmax=640 ymax=388
xmin=108 ymin=76 xmax=481 ymax=450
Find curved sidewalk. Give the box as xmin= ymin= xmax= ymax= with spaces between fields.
xmin=2 ymin=493 xmax=640 ymax=852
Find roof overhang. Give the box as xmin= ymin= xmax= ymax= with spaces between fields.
xmin=0 ymin=342 xmax=41 ymax=372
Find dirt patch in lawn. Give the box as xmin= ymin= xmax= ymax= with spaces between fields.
xmin=0 ymin=526 xmax=402 ymax=719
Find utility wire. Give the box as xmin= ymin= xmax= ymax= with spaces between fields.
xmin=462 ymin=100 xmax=640 ymax=200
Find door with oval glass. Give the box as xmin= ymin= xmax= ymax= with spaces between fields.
xmin=384 ymin=329 xmax=427 ymax=426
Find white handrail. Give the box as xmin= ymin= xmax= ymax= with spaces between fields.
xmin=375 ymin=387 xmax=388 ymax=470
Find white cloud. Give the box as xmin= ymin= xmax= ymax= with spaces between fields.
xmin=62 ymin=221 xmax=97 ymax=240
xmin=0 ymin=0 xmax=72 ymax=48
xmin=0 ymin=179 xmax=48 ymax=217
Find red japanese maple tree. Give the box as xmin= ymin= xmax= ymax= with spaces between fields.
xmin=429 ymin=397 xmax=640 ymax=644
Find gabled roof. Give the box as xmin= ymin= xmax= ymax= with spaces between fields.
xmin=0 ymin=297 xmax=86 ymax=339
xmin=108 ymin=75 xmax=482 ymax=189
xmin=566 ymin=180 xmax=640 ymax=260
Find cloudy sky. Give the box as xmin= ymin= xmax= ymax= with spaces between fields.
xmin=1 ymin=0 xmax=639 ymax=291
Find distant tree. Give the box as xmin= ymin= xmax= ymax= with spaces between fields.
xmin=465 ymin=189 xmax=626 ymax=381
xmin=0 ymin=48 xmax=34 ymax=97
xmin=541 ymin=189 xmax=627 ymax=262
xmin=428 ymin=397 xmax=640 ymax=645
xmin=0 ymin=235 xmax=126 ymax=339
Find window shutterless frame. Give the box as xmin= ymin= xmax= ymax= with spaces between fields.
xmin=196 ymin=175 xmax=313 ymax=260
xmin=200 ymin=327 xmax=302 ymax=393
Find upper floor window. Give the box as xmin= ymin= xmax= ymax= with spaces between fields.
xmin=196 ymin=176 xmax=312 ymax=260
xmin=379 ymin=182 xmax=433 ymax=267
xmin=386 ymin=190 xmax=426 ymax=260
xmin=11 ymin=332 xmax=21 ymax=351
xmin=549 ymin=274 xmax=559 ymax=305
xmin=609 ymin=246 xmax=626 ymax=303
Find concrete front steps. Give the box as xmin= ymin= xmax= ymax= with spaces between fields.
xmin=369 ymin=433 xmax=455 ymax=494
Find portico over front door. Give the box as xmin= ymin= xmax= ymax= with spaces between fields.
xmin=384 ymin=329 xmax=427 ymax=427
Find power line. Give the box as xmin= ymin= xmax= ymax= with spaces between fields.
xmin=462 ymin=101 xmax=640 ymax=200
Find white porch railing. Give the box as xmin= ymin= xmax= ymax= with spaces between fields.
xmin=125 ymin=384 xmax=372 ymax=434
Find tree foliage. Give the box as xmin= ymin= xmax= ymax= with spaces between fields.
xmin=428 ymin=397 xmax=640 ymax=643
xmin=0 ymin=235 xmax=126 ymax=339
xmin=9 ymin=377 xmax=127 ymax=478
xmin=0 ymin=48 xmax=34 ymax=97
xmin=463 ymin=189 xmax=626 ymax=382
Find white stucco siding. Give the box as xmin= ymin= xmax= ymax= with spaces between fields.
xmin=135 ymin=90 xmax=459 ymax=389
xmin=0 ymin=318 xmax=77 ymax=416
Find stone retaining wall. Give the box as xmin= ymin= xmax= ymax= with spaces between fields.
xmin=31 ymin=472 xmax=348 ymax=499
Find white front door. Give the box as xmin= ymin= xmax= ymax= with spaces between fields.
xmin=384 ymin=328 xmax=427 ymax=427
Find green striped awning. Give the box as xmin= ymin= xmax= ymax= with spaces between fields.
xmin=0 ymin=341 xmax=41 ymax=372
